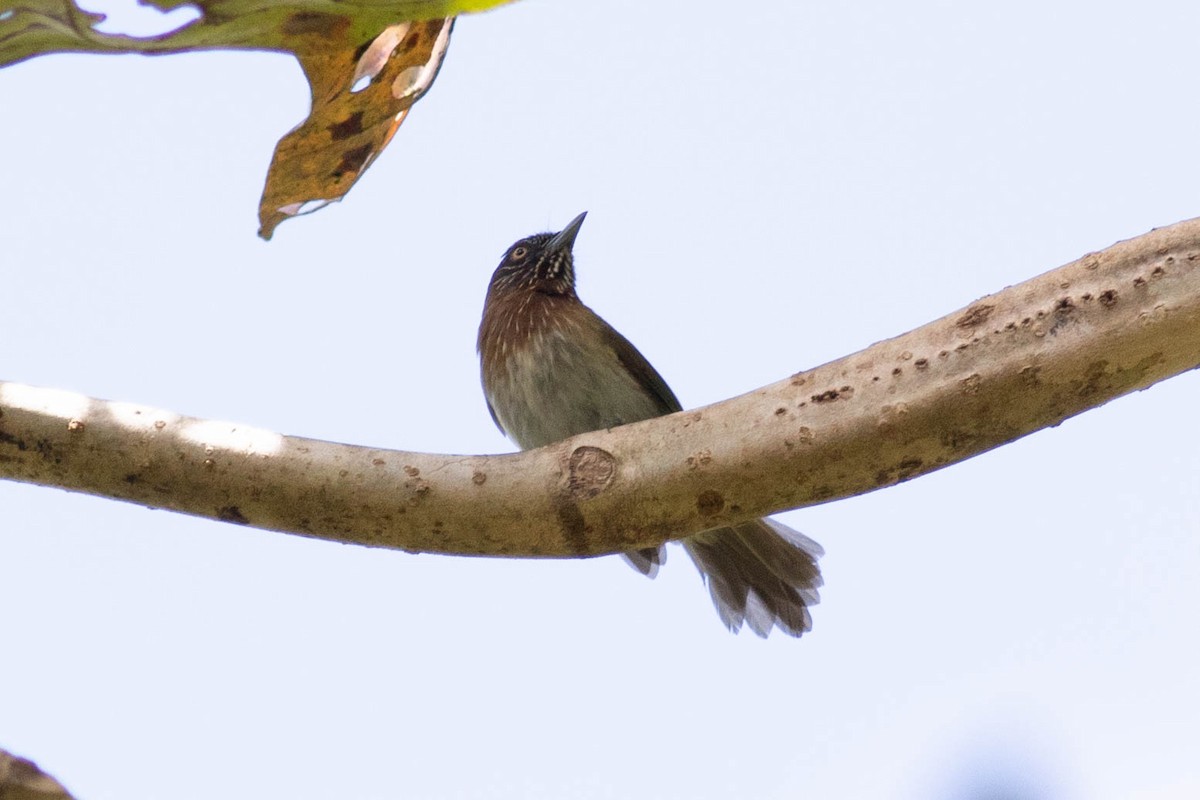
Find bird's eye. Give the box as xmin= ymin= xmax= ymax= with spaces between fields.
xmin=510 ymin=246 xmax=529 ymax=261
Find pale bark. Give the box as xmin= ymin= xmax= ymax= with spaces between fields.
xmin=2 ymin=218 xmax=1198 ymax=557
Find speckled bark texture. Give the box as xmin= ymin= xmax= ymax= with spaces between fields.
xmin=2 ymin=218 xmax=1199 ymax=557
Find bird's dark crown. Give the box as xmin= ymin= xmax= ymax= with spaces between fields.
xmin=487 ymin=231 xmax=577 ymax=297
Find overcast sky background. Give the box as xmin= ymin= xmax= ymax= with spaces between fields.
xmin=3 ymin=1 xmax=1200 ymax=798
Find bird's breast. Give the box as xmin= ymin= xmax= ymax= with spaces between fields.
xmin=480 ymin=298 xmax=666 ymax=450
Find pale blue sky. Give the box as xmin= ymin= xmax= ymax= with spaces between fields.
xmin=3 ymin=1 xmax=1199 ymax=798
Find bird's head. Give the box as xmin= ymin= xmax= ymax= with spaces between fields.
xmin=486 ymin=212 xmax=587 ymax=298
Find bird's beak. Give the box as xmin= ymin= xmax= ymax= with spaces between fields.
xmin=546 ymin=211 xmax=587 ymax=254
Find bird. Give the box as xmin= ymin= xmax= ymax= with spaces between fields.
xmin=477 ymin=212 xmax=823 ymax=637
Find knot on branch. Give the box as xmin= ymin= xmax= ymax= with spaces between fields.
xmin=566 ymin=445 xmax=616 ymax=500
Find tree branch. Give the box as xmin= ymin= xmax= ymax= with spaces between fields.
xmin=3 ymin=218 xmax=1199 ymax=557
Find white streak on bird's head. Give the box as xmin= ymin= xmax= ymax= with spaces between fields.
xmin=486 ymin=212 xmax=587 ymax=297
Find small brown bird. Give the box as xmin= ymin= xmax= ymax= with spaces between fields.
xmin=478 ymin=212 xmax=823 ymax=636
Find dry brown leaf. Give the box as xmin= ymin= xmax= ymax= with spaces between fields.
xmin=260 ymin=16 xmax=454 ymax=238
xmin=0 ymin=0 xmax=517 ymax=238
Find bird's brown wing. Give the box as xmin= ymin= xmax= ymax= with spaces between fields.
xmin=590 ymin=309 xmax=680 ymax=581
xmin=597 ymin=317 xmax=683 ymax=415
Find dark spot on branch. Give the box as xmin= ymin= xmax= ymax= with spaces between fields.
xmin=696 ymin=489 xmax=725 ymax=518
xmin=1050 ymin=297 xmax=1077 ymax=336
xmin=1133 ymin=352 xmax=1167 ymax=377
xmin=875 ymin=457 xmax=926 ymax=486
xmin=1071 ymin=361 xmax=1111 ymax=398
xmin=940 ymin=429 xmax=978 ymax=450
xmin=553 ymin=500 xmax=591 ymax=555
xmin=812 ymin=386 xmax=853 ymax=403
xmin=956 ymin=303 xmax=995 ymax=329
xmin=1099 ymin=290 xmax=1118 ymax=307
xmin=471 ymin=470 xmax=487 ymax=486
xmin=218 ymin=506 xmax=250 ymax=525
xmin=0 ymin=430 xmax=27 ymax=451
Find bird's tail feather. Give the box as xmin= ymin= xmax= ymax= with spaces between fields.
xmin=681 ymin=519 xmax=823 ymax=637
xmin=621 ymin=546 xmax=664 ymax=578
